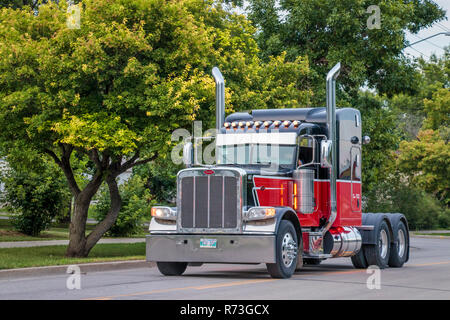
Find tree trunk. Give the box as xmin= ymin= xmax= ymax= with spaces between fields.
xmin=66 ymin=197 xmax=90 ymax=257
xmin=65 ymin=176 xmax=103 ymax=257
xmin=65 ymin=175 xmax=122 ymax=257
xmin=85 ymin=176 xmax=122 ymax=255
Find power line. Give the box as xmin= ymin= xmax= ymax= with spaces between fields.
xmin=436 ymin=22 xmax=450 ymax=32
xmin=406 ymin=46 xmax=430 ymax=59
xmin=410 ymin=33 xmax=445 ymax=50
xmin=406 ymin=32 xmax=450 ymax=47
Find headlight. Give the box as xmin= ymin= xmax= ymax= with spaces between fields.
xmin=151 ymin=206 xmax=177 ymax=221
xmin=244 ymin=207 xmax=276 ymax=221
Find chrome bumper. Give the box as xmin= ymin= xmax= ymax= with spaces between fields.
xmin=146 ymin=234 xmax=276 ymax=264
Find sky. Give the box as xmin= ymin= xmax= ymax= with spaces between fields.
xmin=403 ymin=0 xmax=449 ymax=60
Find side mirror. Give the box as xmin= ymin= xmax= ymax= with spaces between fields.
xmin=320 ymin=140 xmax=332 ymax=168
xmin=182 ymin=141 xmax=193 ymax=167
xmin=362 ymin=136 xmax=371 ymax=145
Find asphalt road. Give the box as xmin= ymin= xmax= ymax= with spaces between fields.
xmin=1 ymin=237 xmax=450 ymax=300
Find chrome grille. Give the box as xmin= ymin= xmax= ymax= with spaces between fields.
xmin=177 ymin=168 xmax=243 ymax=233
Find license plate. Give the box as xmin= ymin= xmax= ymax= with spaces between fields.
xmin=200 ymin=238 xmax=217 ymax=249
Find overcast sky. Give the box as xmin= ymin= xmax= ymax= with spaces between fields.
xmin=403 ymin=0 xmax=450 ymax=60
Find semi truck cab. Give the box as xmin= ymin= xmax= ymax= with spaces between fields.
xmin=146 ymin=63 xmax=410 ymax=278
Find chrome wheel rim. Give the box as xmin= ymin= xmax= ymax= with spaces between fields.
xmin=379 ymin=229 xmax=388 ymax=259
xmin=398 ymin=229 xmax=406 ymax=257
xmin=281 ymin=232 xmax=297 ymax=268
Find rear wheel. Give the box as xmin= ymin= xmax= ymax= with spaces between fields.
xmin=364 ymin=220 xmax=391 ymax=269
xmin=157 ymin=262 xmax=188 ymax=276
xmin=389 ymin=221 xmax=409 ymax=267
xmin=351 ymin=246 xmax=368 ymax=269
xmin=266 ymin=220 xmax=298 ymax=279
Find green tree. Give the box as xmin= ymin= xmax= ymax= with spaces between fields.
xmin=390 ymin=48 xmax=449 ymax=139
xmin=242 ymin=0 xmax=445 ymax=102
xmin=0 ymin=0 xmax=312 ymax=256
xmin=396 ymin=129 xmax=449 ymax=205
xmin=352 ymin=91 xmax=402 ymax=193
xmin=0 ymin=0 xmax=40 ymax=9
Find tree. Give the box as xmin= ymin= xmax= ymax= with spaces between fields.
xmin=390 ymin=48 xmax=449 ymax=205
xmin=0 ymin=0 xmax=41 ymax=10
xmin=389 ymin=48 xmax=449 ymax=139
xmin=0 ymin=0 xmax=312 ymax=256
xmin=241 ymin=0 xmax=445 ymax=102
xmin=351 ymin=91 xmax=402 ymax=193
xmin=396 ymin=129 xmax=449 ymax=205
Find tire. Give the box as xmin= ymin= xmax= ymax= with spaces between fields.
xmin=364 ymin=220 xmax=391 ymax=269
xmin=388 ymin=221 xmax=409 ymax=268
xmin=303 ymin=258 xmax=322 ymax=265
xmin=295 ymin=233 xmax=304 ymax=272
xmin=156 ymin=262 xmax=188 ymax=276
xmin=266 ymin=220 xmax=298 ymax=279
xmin=351 ymin=245 xmax=368 ymax=269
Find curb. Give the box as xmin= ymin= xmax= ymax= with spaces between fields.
xmin=411 ymin=234 xmax=450 ymax=240
xmin=0 ymin=260 xmax=155 ymax=279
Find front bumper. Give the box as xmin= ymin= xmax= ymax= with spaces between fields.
xmin=146 ymin=234 xmax=276 ymax=264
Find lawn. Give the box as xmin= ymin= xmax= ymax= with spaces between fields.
xmin=0 ymin=219 xmax=148 ymax=242
xmin=414 ymin=232 xmax=450 ymax=236
xmin=0 ymin=242 xmax=146 ymax=269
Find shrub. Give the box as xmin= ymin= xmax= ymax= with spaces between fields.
xmin=132 ymin=159 xmax=179 ymax=205
xmin=1 ymin=162 xmax=70 ymax=236
xmin=364 ymin=180 xmax=445 ymax=230
xmin=92 ymin=175 xmax=152 ymax=237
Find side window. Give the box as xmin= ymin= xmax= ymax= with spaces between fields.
xmin=297 ymin=136 xmax=314 ymax=166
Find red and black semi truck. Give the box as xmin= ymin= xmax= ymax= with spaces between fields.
xmin=146 ymin=63 xmax=410 ymax=278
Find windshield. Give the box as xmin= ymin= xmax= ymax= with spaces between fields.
xmin=216 ymin=144 xmax=297 ymax=168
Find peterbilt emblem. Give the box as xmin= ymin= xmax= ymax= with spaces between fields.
xmin=203 ymin=169 xmax=215 ymax=175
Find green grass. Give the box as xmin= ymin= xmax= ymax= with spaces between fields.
xmin=0 ymin=219 xmax=148 ymax=242
xmin=0 ymin=219 xmax=90 ymax=242
xmin=414 ymin=232 xmax=450 ymax=236
xmin=0 ymin=242 xmax=146 ymax=270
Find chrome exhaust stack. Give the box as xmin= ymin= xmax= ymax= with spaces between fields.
xmin=212 ymin=67 xmax=225 ymax=131
xmin=321 ymin=62 xmax=341 ymax=235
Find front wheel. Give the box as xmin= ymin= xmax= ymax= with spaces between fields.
xmin=266 ymin=220 xmax=298 ymax=279
xmin=156 ymin=262 xmax=188 ymax=276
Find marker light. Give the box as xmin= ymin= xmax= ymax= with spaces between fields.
xmin=231 ymin=122 xmax=238 ymax=128
xmin=273 ymin=121 xmax=281 ymax=127
xmin=224 ymin=122 xmax=231 ymax=129
xmin=151 ymin=206 xmax=177 ymax=221
xmin=254 ymin=121 xmax=262 ymax=128
xmin=263 ymin=121 xmax=272 ymax=128
xmin=244 ymin=207 xmax=276 ymax=221
xmin=293 ymin=120 xmax=300 ymax=127
xmin=239 ymin=121 xmax=245 ymax=128
xmin=283 ymin=120 xmax=291 ymax=127
xmin=246 ymin=121 xmax=254 ymax=127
